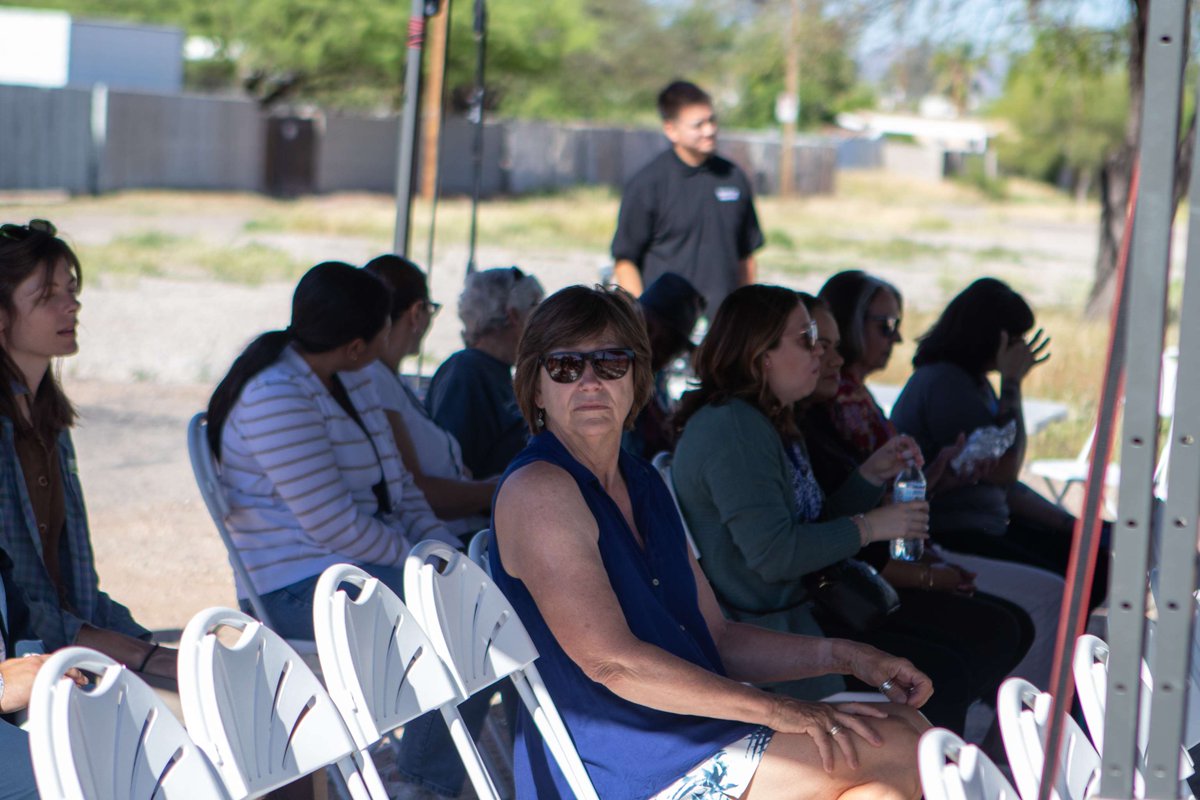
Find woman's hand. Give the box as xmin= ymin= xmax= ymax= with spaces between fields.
xmin=0 ymin=655 xmax=86 ymax=713
xmin=859 ymin=435 xmax=925 ymax=486
xmin=996 ymin=328 xmax=1050 ymax=383
xmin=881 ymin=559 xmax=976 ymax=594
xmin=846 ymin=644 xmax=934 ymax=709
xmin=861 ymin=501 xmax=929 ymax=543
xmin=767 ymin=696 xmax=889 ymax=772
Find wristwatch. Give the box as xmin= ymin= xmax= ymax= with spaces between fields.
xmin=0 ymin=670 xmax=6 ymax=708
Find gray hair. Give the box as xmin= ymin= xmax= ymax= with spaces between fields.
xmin=458 ymin=266 xmax=545 ymax=345
xmin=818 ymin=270 xmax=903 ymax=366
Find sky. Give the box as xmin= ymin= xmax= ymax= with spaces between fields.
xmin=856 ymin=0 xmax=1133 ymax=83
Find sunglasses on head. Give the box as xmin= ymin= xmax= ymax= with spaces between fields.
xmin=541 ymin=348 xmax=635 ymax=383
xmin=867 ymin=314 xmax=902 ymax=338
xmin=0 ymin=219 xmax=56 ymax=242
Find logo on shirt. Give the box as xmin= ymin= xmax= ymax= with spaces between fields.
xmin=715 ymin=186 xmax=741 ymax=202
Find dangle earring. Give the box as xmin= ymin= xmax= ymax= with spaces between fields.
xmin=536 ymin=408 xmax=546 ymax=428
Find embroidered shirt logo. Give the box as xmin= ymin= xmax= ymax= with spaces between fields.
xmin=714 ymin=186 xmax=740 ymax=202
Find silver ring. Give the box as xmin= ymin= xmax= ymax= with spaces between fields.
xmin=828 ymin=724 xmax=843 ymax=736
xmin=879 ymin=679 xmax=896 ymax=693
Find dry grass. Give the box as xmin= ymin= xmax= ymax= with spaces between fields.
xmin=0 ymin=172 xmax=1135 ymax=461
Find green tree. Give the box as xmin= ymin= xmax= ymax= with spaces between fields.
xmin=990 ymin=27 xmax=1128 ymax=200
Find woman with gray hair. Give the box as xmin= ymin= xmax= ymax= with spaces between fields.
xmin=426 ymin=266 xmax=545 ymax=478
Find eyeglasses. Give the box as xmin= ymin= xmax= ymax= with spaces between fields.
xmin=798 ymin=319 xmax=819 ymax=351
xmin=867 ymin=314 xmax=902 ymax=338
xmin=424 ymin=299 xmax=443 ymax=317
xmin=0 ymin=219 xmax=56 ymax=242
xmin=541 ymin=348 xmax=635 ymax=383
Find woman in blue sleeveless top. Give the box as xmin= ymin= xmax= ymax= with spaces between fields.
xmin=490 ymin=285 xmax=930 ymax=800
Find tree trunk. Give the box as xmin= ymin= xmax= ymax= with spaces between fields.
xmin=1085 ymin=0 xmax=1195 ymax=318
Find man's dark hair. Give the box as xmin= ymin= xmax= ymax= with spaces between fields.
xmin=658 ymin=80 xmax=712 ymax=121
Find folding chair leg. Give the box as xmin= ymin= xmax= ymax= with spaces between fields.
xmin=440 ymin=705 xmax=503 ymax=800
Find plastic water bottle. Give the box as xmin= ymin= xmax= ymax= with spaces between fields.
xmin=891 ymin=460 xmax=926 ymax=561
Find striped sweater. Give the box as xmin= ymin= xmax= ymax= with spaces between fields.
xmin=219 ymin=345 xmax=455 ymax=595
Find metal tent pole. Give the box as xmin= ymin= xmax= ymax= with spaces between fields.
xmin=1096 ymin=2 xmax=1189 ymax=798
xmin=465 ymin=0 xmax=488 ymax=274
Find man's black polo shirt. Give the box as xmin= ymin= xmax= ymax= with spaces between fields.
xmin=612 ymin=148 xmax=764 ymax=314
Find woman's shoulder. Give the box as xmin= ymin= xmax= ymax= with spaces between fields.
xmin=682 ymin=397 xmax=773 ymax=438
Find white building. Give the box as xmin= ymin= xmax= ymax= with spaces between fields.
xmin=0 ymin=6 xmax=183 ymax=93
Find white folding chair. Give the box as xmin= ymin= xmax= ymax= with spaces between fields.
xmin=177 ymin=607 xmax=386 ymax=799
xmin=997 ymin=677 xmax=1100 ymax=800
xmin=650 ymin=451 xmax=701 ymax=560
xmin=187 ymin=412 xmax=317 ymax=658
xmin=313 ymin=563 xmax=502 ymax=799
xmin=1030 ymin=348 xmax=1178 ymax=511
xmin=404 ymin=539 xmax=600 ymax=800
xmin=28 ymin=646 xmax=228 ymax=800
xmin=1072 ymin=634 xmax=1194 ymax=796
xmin=919 ymin=727 xmax=1020 ymax=800
xmin=468 ymin=528 xmax=492 ymax=574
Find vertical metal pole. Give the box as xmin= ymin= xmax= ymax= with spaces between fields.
xmin=1144 ymin=38 xmax=1200 ymax=800
xmin=1099 ymin=3 xmax=1188 ymax=798
xmin=393 ymin=0 xmax=439 ymax=257
xmin=466 ymin=0 xmax=488 ymax=275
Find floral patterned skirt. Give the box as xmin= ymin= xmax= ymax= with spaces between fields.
xmin=652 ymin=726 xmax=774 ymax=800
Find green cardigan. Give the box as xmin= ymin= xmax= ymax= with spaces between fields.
xmin=673 ymin=397 xmax=885 ymax=699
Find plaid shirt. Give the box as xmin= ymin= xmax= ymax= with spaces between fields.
xmin=0 ymin=416 xmax=148 ymax=649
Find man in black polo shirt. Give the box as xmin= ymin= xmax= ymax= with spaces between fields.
xmin=611 ymin=80 xmax=765 ymax=314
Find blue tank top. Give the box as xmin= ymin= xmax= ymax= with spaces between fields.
xmin=489 ymin=432 xmax=754 ymax=800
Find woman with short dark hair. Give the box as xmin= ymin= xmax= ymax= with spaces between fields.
xmin=890 ymin=278 xmax=1106 ymax=608
xmin=492 ymin=283 xmax=930 ymax=800
xmin=362 ymin=255 xmax=496 ymax=539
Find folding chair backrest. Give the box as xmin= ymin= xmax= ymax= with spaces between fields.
xmin=650 ymin=451 xmax=701 ymax=560
xmin=187 ymin=412 xmax=270 ymax=625
xmin=178 ymin=607 xmax=380 ymax=799
xmin=1072 ymin=633 xmax=1193 ymax=793
xmin=997 ymin=677 xmax=1100 ymax=800
xmin=29 ymin=646 xmax=228 ymax=800
xmin=467 ymin=528 xmax=492 ymax=575
xmin=919 ymin=727 xmax=1020 ymax=800
xmin=313 ymin=563 xmax=462 ymax=748
xmin=405 ymin=539 xmax=600 ymax=800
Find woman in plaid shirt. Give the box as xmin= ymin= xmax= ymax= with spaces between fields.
xmin=0 ymin=219 xmax=172 ymax=682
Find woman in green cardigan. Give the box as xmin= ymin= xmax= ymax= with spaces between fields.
xmin=672 ymin=285 xmax=1030 ymax=735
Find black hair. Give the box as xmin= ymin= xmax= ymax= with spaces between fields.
xmin=206 ymin=261 xmax=391 ymax=455
xmin=657 ymin=80 xmax=713 ymax=121
xmin=912 ymin=278 xmax=1035 ymax=379
xmin=817 ymin=270 xmax=902 ymax=367
xmin=0 ymin=219 xmax=80 ymax=441
xmin=364 ymin=254 xmax=428 ymax=320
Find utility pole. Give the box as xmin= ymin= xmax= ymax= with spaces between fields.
xmin=393 ymin=0 xmax=441 ymax=256
xmin=420 ymin=0 xmax=451 ymax=200
xmin=777 ymin=0 xmax=801 ymax=196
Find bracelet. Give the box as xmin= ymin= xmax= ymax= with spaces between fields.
xmin=136 ymin=643 xmax=160 ymax=673
xmin=852 ymin=514 xmax=873 ymax=546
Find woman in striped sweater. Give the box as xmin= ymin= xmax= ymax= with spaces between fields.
xmin=206 ymin=261 xmax=457 ymax=640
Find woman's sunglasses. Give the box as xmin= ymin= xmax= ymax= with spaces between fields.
xmin=867 ymin=314 xmax=902 ymax=338
xmin=541 ymin=348 xmax=635 ymax=383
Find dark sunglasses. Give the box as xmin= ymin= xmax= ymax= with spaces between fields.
xmin=867 ymin=314 xmax=902 ymax=338
xmin=542 ymin=348 xmax=635 ymax=383
xmin=0 ymin=219 xmax=57 ymax=242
